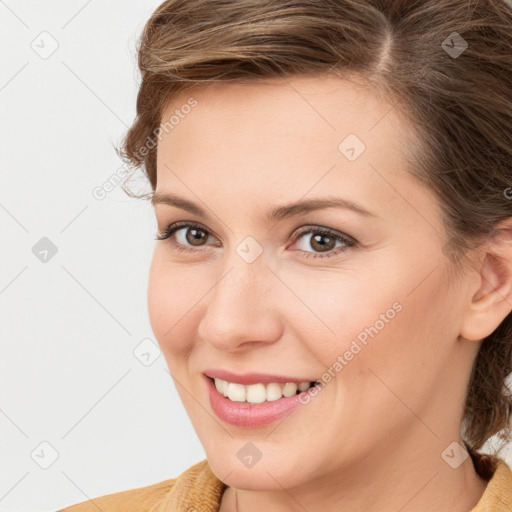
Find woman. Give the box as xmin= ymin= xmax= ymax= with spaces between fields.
xmin=59 ymin=0 xmax=512 ymax=510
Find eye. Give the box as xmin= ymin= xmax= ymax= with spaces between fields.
xmin=155 ymin=222 xmax=357 ymax=259
xmin=155 ymin=221 xmax=218 ymax=253
xmin=288 ymin=226 xmax=357 ymax=259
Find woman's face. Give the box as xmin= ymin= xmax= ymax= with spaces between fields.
xmin=148 ymin=75 xmax=476 ymax=491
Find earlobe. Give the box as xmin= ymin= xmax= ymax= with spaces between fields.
xmin=459 ymin=223 xmax=512 ymax=342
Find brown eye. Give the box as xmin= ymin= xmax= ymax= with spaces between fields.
xmin=156 ymin=222 xmax=357 ymax=259
xmin=291 ymin=226 xmax=356 ymax=259
xmin=309 ymin=233 xmax=336 ymax=252
xmin=156 ymin=222 xmax=217 ymax=253
xmin=184 ymin=226 xmax=208 ymax=246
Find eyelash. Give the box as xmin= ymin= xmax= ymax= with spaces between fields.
xmin=155 ymin=221 xmax=357 ymax=259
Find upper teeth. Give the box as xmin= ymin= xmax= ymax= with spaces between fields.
xmin=214 ymin=378 xmax=314 ymax=404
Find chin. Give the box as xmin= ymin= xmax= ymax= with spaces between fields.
xmin=206 ymin=450 xmax=308 ymax=491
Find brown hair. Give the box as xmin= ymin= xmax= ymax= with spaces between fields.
xmin=117 ymin=0 xmax=512 ymax=452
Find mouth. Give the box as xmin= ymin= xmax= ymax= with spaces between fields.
xmin=207 ymin=376 xmax=320 ymax=404
xmin=204 ymin=373 xmax=322 ymax=428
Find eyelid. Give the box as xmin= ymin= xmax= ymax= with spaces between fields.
xmin=156 ymin=220 xmax=220 ymax=246
xmin=290 ymin=225 xmax=357 ymax=246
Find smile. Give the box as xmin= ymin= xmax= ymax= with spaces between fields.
xmin=213 ymin=377 xmax=318 ymax=404
xmin=205 ymin=375 xmax=322 ymax=428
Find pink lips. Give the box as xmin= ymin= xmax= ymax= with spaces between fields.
xmin=203 ymin=368 xmax=317 ymax=385
xmin=204 ymin=373 xmax=319 ymax=428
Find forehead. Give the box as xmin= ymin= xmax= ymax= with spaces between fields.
xmin=154 ymin=75 xmax=434 ymax=225
xmin=157 ymin=74 xmax=405 ymax=163
xmin=159 ymin=74 xmax=399 ymax=145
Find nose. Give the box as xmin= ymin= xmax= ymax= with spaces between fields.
xmin=197 ymin=254 xmax=282 ymax=352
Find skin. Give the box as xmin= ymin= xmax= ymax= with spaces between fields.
xmin=147 ymin=74 xmax=512 ymax=512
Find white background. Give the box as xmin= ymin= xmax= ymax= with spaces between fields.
xmin=1 ymin=2 xmax=207 ymax=511
xmin=2 ymin=2 xmax=512 ymax=511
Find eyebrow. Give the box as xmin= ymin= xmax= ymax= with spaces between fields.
xmin=151 ymin=192 xmax=380 ymax=221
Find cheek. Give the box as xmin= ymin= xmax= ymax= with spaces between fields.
xmin=147 ymin=250 xmax=229 ymax=367
xmin=292 ymin=263 xmax=440 ymax=383
xmin=286 ymin=271 xmax=400 ymax=361
xmin=332 ymin=266 xmax=459 ymax=420
xmin=147 ymin=256 xmax=167 ymax=339
xmin=147 ymin=253 xmax=195 ymax=355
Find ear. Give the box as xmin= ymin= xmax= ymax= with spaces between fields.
xmin=460 ymin=219 xmax=512 ymax=341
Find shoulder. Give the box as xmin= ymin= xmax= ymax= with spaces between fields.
xmin=470 ymin=450 xmax=512 ymax=511
xmin=56 ymin=476 xmax=178 ymax=512
xmin=56 ymin=459 xmax=225 ymax=512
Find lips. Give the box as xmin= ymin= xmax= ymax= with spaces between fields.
xmin=203 ymin=368 xmax=319 ymax=385
xmin=204 ymin=373 xmax=318 ymax=427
